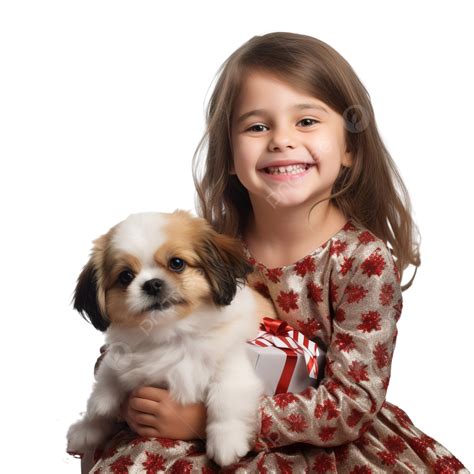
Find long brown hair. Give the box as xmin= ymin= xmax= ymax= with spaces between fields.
xmin=192 ymin=32 xmax=420 ymax=291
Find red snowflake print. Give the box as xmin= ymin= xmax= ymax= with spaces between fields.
xmin=335 ymin=332 xmax=356 ymax=352
xmin=246 ymin=256 xmax=257 ymax=266
xmin=130 ymin=436 xmax=151 ymax=448
xmin=300 ymin=385 xmax=315 ymax=399
xmin=202 ymin=467 xmax=218 ymax=474
xmin=393 ymin=261 xmax=401 ymax=283
xmin=155 ymin=437 xmax=180 ymax=448
xmin=253 ymin=281 xmax=271 ymax=299
xmin=319 ymin=425 xmax=337 ymax=442
xmin=297 ymin=318 xmax=321 ymax=338
xmin=283 ymin=413 xmax=308 ymax=432
xmin=295 ymin=255 xmax=316 ymax=277
xmin=255 ymin=456 xmax=268 ymax=474
xmin=275 ymin=454 xmax=294 ymax=474
xmin=307 ymin=281 xmax=324 ymax=303
xmin=170 ymin=460 xmax=193 ymax=474
xmin=433 ymin=455 xmax=465 ymax=473
xmin=314 ymin=399 xmax=340 ymax=420
xmin=260 ymin=410 xmax=273 ymax=435
xmin=376 ymin=449 xmax=397 ymax=466
xmin=329 ymin=278 xmax=339 ymax=304
xmin=407 ymin=433 xmax=436 ymax=457
xmin=312 ymin=453 xmax=336 ymax=473
xmin=344 ymin=283 xmax=368 ymax=304
xmin=347 ymin=408 xmax=364 ymax=427
xmin=361 ymin=249 xmax=386 ymax=277
xmin=343 ymin=220 xmax=357 ymax=232
xmin=341 ymin=383 xmax=360 ymax=399
xmin=99 ymin=445 xmax=118 ymax=460
xmin=347 ymin=360 xmax=369 ymax=382
xmin=330 ymin=239 xmax=348 ymax=256
xmin=358 ymin=230 xmax=376 ymax=245
xmin=274 ymin=392 xmax=298 ymax=409
xmin=360 ymin=421 xmax=374 ymax=438
xmin=383 ymin=401 xmax=413 ymax=428
xmin=383 ymin=435 xmax=407 ymax=454
xmin=265 ymin=267 xmax=283 ymax=283
xmin=142 ymin=451 xmax=166 ymax=473
xmin=373 ymin=342 xmax=390 ymax=369
xmin=354 ymin=434 xmax=370 ymax=449
xmin=334 ymin=443 xmax=349 ymax=463
xmin=394 ymin=298 xmax=403 ymax=321
xmin=357 ymin=311 xmax=382 ymax=332
xmin=379 ymin=282 xmax=394 ymax=305
xmin=350 ymin=467 xmax=373 ymax=474
xmin=334 ymin=307 xmax=346 ymax=322
xmin=340 ymin=256 xmax=354 ymax=276
xmin=381 ymin=376 xmax=390 ymax=390
xmin=110 ymin=455 xmax=133 ymax=474
xmin=276 ymin=290 xmax=299 ymax=313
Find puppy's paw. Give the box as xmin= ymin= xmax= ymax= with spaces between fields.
xmin=206 ymin=420 xmax=252 ymax=467
xmin=66 ymin=418 xmax=108 ymax=455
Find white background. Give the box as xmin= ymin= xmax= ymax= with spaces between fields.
xmin=1 ymin=1 xmax=472 ymax=472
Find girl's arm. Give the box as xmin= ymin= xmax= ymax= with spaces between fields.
xmin=252 ymin=239 xmax=402 ymax=451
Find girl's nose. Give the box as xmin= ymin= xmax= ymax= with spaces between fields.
xmin=268 ymin=126 xmax=297 ymax=151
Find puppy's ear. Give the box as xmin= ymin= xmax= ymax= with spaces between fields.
xmin=72 ymin=234 xmax=110 ymax=332
xmin=198 ymin=230 xmax=253 ymax=306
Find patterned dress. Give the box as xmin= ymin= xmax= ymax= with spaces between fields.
xmin=85 ymin=219 xmax=468 ymax=473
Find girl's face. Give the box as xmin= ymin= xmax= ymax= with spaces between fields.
xmin=230 ymin=71 xmax=352 ymax=210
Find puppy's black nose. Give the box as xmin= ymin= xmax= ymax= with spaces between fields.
xmin=142 ymin=278 xmax=164 ymax=296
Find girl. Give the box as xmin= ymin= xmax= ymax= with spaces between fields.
xmin=87 ymin=32 xmax=467 ymax=473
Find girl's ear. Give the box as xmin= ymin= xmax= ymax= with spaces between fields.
xmin=196 ymin=230 xmax=253 ymax=306
xmin=342 ymin=147 xmax=353 ymax=168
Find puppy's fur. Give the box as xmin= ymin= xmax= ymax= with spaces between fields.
xmin=67 ymin=210 xmax=271 ymax=467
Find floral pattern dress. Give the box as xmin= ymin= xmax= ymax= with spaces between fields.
xmin=84 ymin=219 xmax=468 ymax=473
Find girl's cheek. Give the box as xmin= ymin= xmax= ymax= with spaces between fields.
xmin=310 ymin=138 xmax=334 ymax=159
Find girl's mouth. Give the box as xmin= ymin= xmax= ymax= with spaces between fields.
xmin=259 ymin=163 xmax=315 ymax=180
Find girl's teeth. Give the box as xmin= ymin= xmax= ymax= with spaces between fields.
xmin=264 ymin=164 xmax=309 ymax=175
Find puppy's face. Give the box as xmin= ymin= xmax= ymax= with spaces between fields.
xmin=73 ymin=210 xmax=253 ymax=331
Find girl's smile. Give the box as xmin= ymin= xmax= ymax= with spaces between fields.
xmin=258 ymin=161 xmax=316 ymax=181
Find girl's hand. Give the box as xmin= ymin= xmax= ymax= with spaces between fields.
xmin=120 ymin=386 xmax=207 ymax=441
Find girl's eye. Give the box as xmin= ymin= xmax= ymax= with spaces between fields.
xmin=118 ymin=270 xmax=135 ymax=285
xmin=246 ymin=124 xmax=268 ymax=132
xmin=245 ymin=118 xmax=319 ymax=132
xmin=298 ymin=118 xmax=319 ymax=127
xmin=168 ymin=257 xmax=186 ymax=272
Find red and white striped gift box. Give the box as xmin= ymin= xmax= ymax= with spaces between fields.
xmin=246 ymin=317 xmax=325 ymax=395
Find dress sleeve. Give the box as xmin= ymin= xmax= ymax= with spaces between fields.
xmin=251 ymin=239 xmax=403 ymax=451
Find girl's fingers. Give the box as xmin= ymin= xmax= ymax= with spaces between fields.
xmin=132 ymin=386 xmax=167 ymax=402
xmin=130 ymin=396 xmax=161 ymax=415
xmin=135 ymin=425 xmax=160 ymax=438
xmin=129 ymin=397 xmax=160 ymax=415
xmin=133 ymin=412 xmax=159 ymax=428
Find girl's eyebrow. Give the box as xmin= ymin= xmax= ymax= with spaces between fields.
xmin=236 ymin=103 xmax=329 ymax=123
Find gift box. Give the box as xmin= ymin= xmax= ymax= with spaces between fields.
xmin=246 ymin=317 xmax=326 ymax=396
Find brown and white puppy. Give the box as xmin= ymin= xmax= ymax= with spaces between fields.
xmin=66 ymin=210 xmax=268 ymax=467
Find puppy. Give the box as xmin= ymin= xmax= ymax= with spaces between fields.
xmin=66 ymin=210 xmax=269 ymax=467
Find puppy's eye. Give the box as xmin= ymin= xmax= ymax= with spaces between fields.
xmin=118 ymin=270 xmax=135 ymax=285
xmin=168 ymin=257 xmax=186 ymax=272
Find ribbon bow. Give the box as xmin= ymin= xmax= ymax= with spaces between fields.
xmin=248 ymin=317 xmax=319 ymax=394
